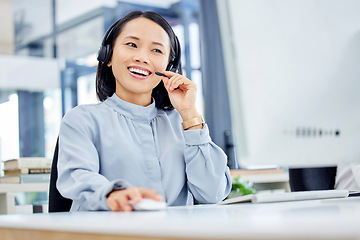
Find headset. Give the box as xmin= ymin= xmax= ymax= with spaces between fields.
xmin=97 ymin=19 xmax=181 ymax=73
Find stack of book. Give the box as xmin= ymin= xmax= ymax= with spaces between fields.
xmin=1 ymin=157 xmax=52 ymax=184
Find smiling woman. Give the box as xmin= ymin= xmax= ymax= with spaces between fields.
xmin=95 ymin=11 xmax=181 ymax=110
xmin=55 ymin=10 xmax=232 ymax=212
xmin=107 ymin=17 xmax=171 ymax=106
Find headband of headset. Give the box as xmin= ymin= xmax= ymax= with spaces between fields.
xmin=97 ymin=19 xmax=181 ymax=73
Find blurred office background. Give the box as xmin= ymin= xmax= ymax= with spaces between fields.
xmin=0 ymin=0 xmax=236 ymax=172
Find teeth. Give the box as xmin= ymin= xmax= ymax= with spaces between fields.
xmin=129 ymin=67 xmax=150 ymax=76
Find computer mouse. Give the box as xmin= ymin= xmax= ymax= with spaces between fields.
xmin=129 ymin=198 xmax=167 ymax=211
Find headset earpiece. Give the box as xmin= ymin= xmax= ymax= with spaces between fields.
xmin=166 ymin=36 xmax=181 ymax=73
xmin=166 ymin=58 xmax=175 ymax=72
xmin=97 ymin=44 xmax=112 ymax=64
xmin=97 ymin=20 xmax=119 ymax=65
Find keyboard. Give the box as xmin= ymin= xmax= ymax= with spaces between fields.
xmin=220 ymin=189 xmax=349 ymax=205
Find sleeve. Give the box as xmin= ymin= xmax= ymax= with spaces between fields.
xmin=57 ymin=107 xmax=131 ymax=211
xmin=183 ymin=124 xmax=232 ymax=203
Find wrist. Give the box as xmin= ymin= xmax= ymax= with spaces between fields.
xmin=179 ymin=108 xmax=200 ymax=122
xmin=182 ymin=116 xmax=204 ymax=130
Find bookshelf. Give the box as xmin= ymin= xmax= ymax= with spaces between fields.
xmin=0 ymin=183 xmax=49 ymax=214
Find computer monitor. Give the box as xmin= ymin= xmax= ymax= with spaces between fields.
xmin=217 ymin=0 xmax=360 ymax=167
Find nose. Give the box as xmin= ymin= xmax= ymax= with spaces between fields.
xmin=133 ymin=54 xmax=149 ymax=64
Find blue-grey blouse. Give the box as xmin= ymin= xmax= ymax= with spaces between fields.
xmin=57 ymin=93 xmax=232 ymax=211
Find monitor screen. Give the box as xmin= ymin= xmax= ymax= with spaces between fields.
xmin=217 ymin=0 xmax=360 ymax=167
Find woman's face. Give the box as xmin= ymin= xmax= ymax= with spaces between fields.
xmin=108 ymin=17 xmax=171 ymax=106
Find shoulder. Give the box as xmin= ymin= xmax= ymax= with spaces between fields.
xmin=60 ymin=102 xmax=113 ymax=139
xmin=61 ymin=102 xmax=108 ymax=125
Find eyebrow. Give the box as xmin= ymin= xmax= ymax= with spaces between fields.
xmin=124 ymin=35 xmax=165 ymax=48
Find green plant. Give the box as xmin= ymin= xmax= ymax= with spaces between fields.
xmin=227 ymin=176 xmax=257 ymax=199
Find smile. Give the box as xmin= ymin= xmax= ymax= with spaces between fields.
xmin=128 ymin=67 xmax=151 ymax=77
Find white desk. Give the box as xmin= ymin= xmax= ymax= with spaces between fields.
xmin=0 ymin=183 xmax=49 ymax=214
xmin=0 ymin=196 xmax=359 ymax=240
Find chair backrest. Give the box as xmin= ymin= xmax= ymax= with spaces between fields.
xmin=48 ymin=139 xmax=73 ymax=212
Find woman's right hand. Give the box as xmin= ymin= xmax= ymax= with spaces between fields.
xmin=106 ymin=186 xmax=163 ymax=211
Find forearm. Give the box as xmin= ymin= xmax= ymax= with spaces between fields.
xmin=183 ymin=126 xmax=232 ymax=203
xmin=57 ymin=144 xmax=131 ymax=211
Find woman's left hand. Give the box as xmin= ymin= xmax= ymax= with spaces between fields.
xmin=160 ymin=71 xmax=198 ymax=115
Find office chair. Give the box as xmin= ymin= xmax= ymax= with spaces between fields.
xmin=288 ymin=166 xmax=337 ymax=191
xmin=48 ymin=139 xmax=73 ymax=212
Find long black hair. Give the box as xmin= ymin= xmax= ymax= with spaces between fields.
xmin=95 ymin=10 xmax=182 ymax=110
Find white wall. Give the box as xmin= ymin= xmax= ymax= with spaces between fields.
xmin=218 ymin=0 xmax=360 ymax=167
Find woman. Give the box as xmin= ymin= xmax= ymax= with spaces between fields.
xmin=57 ymin=10 xmax=232 ymax=212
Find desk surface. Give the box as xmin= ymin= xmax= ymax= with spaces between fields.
xmin=0 ymin=197 xmax=359 ymax=240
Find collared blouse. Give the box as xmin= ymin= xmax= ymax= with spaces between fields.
xmin=57 ymin=93 xmax=232 ymax=211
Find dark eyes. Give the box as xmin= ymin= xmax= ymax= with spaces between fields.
xmin=152 ymin=49 xmax=163 ymax=54
xmin=125 ymin=42 xmax=163 ymax=54
xmin=126 ymin=42 xmax=137 ymax=48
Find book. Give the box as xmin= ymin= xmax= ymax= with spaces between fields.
xmin=219 ymin=189 xmax=349 ymax=205
xmin=0 ymin=174 xmax=50 ymax=184
xmin=3 ymin=157 xmax=51 ymax=170
xmin=4 ymin=167 xmax=51 ymax=176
